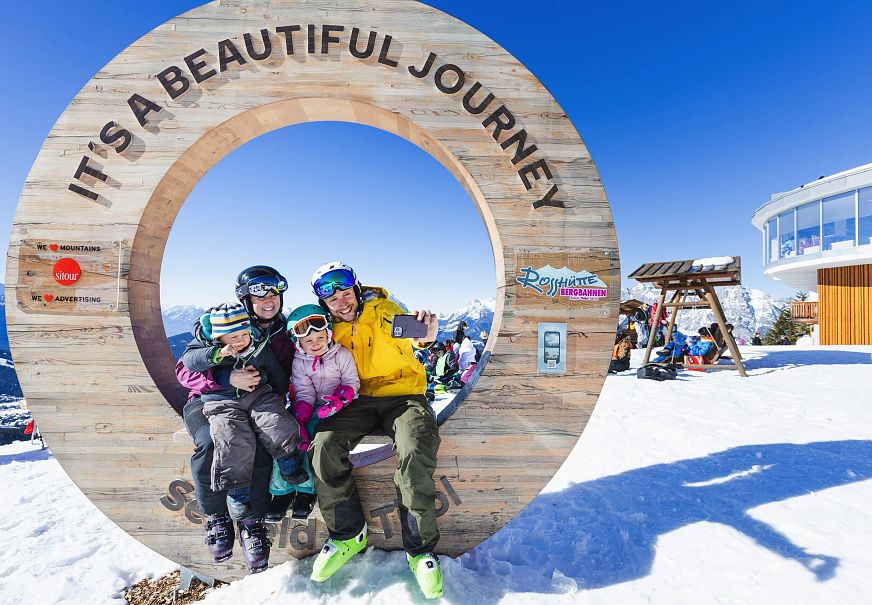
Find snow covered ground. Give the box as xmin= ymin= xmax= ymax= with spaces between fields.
xmin=3 ymin=345 xmax=872 ymax=604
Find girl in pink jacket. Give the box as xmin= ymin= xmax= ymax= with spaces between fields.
xmin=268 ymin=304 xmax=360 ymax=520
xmin=288 ymin=304 xmax=360 ymax=449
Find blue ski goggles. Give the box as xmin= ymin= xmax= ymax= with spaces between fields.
xmin=236 ymin=275 xmax=288 ymax=299
xmin=313 ymin=269 xmax=357 ymax=300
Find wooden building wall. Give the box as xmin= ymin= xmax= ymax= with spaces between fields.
xmin=818 ymin=264 xmax=872 ymax=345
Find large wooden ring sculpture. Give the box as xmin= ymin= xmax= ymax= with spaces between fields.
xmin=6 ymin=0 xmax=617 ymax=580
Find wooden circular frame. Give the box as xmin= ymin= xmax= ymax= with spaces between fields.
xmin=6 ymin=0 xmax=617 ymax=580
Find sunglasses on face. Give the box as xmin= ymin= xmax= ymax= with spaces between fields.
xmin=292 ymin=315 xmax=329 ymax=339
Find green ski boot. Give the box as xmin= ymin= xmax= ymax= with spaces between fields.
xmin=408 ymin=552 xmax=443 ymax=599
xmin=310 ymin=524 xmax=367 ymax=582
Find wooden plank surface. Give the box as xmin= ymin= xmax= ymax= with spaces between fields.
xmin=5 ymin=0 xmax=617 ymax=581
xmin=819 ymin=264 xmax=872 ymax=345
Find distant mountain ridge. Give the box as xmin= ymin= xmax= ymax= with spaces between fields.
xmin=621 ymin=281 xmax=786 ymax=341
xmin=437 ymin=298 xmax=495 ymax=344
xmin=161 ymin=305 xmax=208 ymax=339
xmin=162 ymin=296 xmax=496 ymax=359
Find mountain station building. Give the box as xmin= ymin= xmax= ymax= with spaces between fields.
xmin=751 ymin=163 xmax=872 ymax=345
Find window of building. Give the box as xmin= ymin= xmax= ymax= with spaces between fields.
xmin=778 ymin=209 xmax=795 ymax=259
xmin=767 ymin=217 xmax=778 ymax=263
xmin=859 ymin=186 xmax=872 ymax=246
xmin=796 ymin=200 xmax=821 ymax=255
xmin=822 ymin=191 xmax=855 ymax=251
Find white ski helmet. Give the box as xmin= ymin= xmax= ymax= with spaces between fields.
xmin=311 ymin=261 xmax=363 ymax=315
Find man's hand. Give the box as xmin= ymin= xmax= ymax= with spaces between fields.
xmin=412 ymin=309 xmax=439 ymax=345
xmin=228 ymin=365 xmax=260 ymax=392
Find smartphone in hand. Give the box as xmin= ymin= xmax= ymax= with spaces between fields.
xmin=391 ymin=314 xmax=430 ymax=339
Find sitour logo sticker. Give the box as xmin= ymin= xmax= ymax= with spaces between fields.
xmin=515 ymin=265 xmax=608 ymax=300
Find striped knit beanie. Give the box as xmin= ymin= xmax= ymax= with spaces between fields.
xmin=209 ymin=303 xmax=250 ymax=339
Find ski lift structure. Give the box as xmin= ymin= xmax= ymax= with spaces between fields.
xmin=628 ymin=256 xmax=747 ymax=377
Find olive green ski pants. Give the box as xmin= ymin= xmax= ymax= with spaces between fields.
xmin=309 ymin=394 xmax=440 ymax=555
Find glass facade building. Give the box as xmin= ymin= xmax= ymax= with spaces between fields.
xmin=763 ymin=186 xmax=872 ymax=262
xmin=752 ymin=163 xmax=872 ymax=345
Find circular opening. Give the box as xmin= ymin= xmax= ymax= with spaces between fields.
xmin=151 ymin=117 xmax=497 ymax=453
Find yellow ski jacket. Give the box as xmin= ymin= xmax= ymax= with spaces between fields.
xmin=331 ymin=286 xmax=429 ymax=398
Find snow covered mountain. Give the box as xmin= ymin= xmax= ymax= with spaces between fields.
xmin=161 ymin=297 xmax=496 ymax=346
xmin=621 ymin=281 xmax=786 ymax=341
xmin=438 ymin=297 xmax=495 ymax=343
xmin=0 ymin=395 xmax=29 ymax=445
xmin=161 ymin=304 xmax=208 ymax=339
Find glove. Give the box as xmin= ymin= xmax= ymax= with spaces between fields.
xmin=290 ymin=400 xmax=314 ymax=450
xmin=296 ymin=423 xmax=311 ymax=452
xmin=318 ymin=385 xmax=356 ymax=419
xmin=291 ymin=400 xmax=314 ymax=424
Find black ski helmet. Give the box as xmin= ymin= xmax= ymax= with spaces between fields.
xmin=235 ymin=265 xmax=288 ymax=317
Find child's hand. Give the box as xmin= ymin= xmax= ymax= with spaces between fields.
xmin=217 ymin=343 xmax=237 ymax=359
xmin=318 ymin=386 xmax=356 ymax=419
xmin=291 ymin=400 xmax=314 ymax=424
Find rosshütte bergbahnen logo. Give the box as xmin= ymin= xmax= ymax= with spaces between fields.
xmin=53 ymin=257 xmax=82 ymax=286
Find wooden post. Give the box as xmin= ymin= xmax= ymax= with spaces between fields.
xmin=643 ymin=284 xmax=668 ymax=365
xmin=664 ymin=289 xmax=683 ymax=344
xmin=703 ymin=284 xmax=747 ymax=377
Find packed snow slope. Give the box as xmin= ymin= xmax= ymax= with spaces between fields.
xmin=3 ymin=345 xmax=871 ymax=604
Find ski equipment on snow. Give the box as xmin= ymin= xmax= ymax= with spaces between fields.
xmin=636 ymin=363 xmax=678 ymax=381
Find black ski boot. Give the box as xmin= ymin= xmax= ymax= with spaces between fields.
xmin=203 ymin=513 xmax=234 ymax=562
xmin=238 ymin=518 xmax=272 ymax=573
xmin=265 ymin=493 xmax=294 ymax=524
xmin=291 ymin=491 xmax=317 ymax=519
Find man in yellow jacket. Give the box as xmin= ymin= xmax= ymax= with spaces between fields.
xmin=307 ymin=262 xmax=443 ymax=599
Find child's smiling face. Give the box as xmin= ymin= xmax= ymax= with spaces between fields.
xmin=299 ymin=330 xmax=329 ymax=356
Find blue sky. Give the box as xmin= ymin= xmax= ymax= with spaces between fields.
xmin=3 ymin=1 xmax=872 ymax=312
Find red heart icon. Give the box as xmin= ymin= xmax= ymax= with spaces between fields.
xmin=43 ymin=294 xmax=54 ymax=302
xmin=49 ymin=244 xmax=58 ymax=251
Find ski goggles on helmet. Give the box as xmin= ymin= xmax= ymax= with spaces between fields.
xmin=313 ymin=269 xmax=357 ymax=300
xmin=291 ymin=314 xmax=330 ymax=339
xmin=238 ymin=276 xmax=288 ymax=299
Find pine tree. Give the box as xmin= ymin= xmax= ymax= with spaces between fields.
xmin=763 ymin=292 xmax=811 ymax=344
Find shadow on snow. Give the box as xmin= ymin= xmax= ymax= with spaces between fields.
xmin=0 ymin=444 xmax=51 ymax=466
xmin=458 ymin=440 xmax=872 ymax=598
xmin=741 ymin=349 xmax=872 ymax=372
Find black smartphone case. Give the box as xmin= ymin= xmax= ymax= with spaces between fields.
xmin=391 ymin=314 xmax=429 ymax=339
